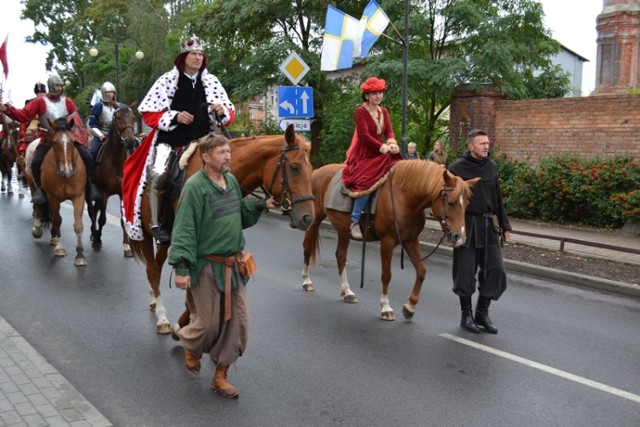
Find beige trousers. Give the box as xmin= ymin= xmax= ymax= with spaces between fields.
xmin=178 ymin=263 xmax=249 ymax=367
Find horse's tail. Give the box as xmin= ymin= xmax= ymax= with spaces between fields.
xmin=128 ymin=239 xmax=148 ymax=265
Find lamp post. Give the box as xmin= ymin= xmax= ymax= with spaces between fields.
xmin=89 ymin=33 xmax=144 ymax=90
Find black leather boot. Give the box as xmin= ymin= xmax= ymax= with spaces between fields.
xmin=88 ymin=179 xmax=103 ymax=201
xmin=475 ymin=295 xmax=498 ymax=334
xmin=459 ymin=296 xmax=480 ymax=333
xmin=31 ymin=187 xmax=47 ymax=205
xmin=152 ymin=226 xmax=171 ymax=245
xmin=31 ymin=145 xmax=48 ymax=205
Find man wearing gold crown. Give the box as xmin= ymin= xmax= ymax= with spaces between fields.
xmin=122 ymin=35 xmax=235 ymax=246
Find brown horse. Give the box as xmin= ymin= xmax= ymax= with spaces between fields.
xmin=35 ymin=118 xmax=88 ymax=266
xmin=301 ymin=160 xmax=479 ymax=320
xmin=0 ymin=117 xmax=20 ymax=196
xmin=87 ymin=102 xmax=138 ymax=256
xmin=129 ymin=124 xmax=315 ymax=334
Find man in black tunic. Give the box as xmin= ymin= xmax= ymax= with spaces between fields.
xmin=449 ymin=129 xmax=512 ymax=334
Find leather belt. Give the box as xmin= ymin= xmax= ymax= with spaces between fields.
xmin=204 ymin=254 xmax=238 ymax=322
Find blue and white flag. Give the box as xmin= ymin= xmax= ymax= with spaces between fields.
xmin=358 ymin=0 xmax=390 ymax=58
xmin=320 ymin=6 xmax=361 ymax=71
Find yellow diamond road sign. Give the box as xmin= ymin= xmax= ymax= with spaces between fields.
xmin=280 ymin=52 xmax=310 ymax=85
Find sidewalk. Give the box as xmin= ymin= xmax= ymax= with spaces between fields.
xmin=425 ymin=217 xmax=640 ymax=266
xmin=0 ymin=317 xmax=111 ymax=426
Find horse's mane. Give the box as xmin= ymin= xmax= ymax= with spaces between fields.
xmin=231 ymin=133 xmax=311 ymax=153
xmin=392 ymin=160 xmax=472 ymax=199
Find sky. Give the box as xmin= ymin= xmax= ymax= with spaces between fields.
xmin=1 ymin=0 xmax=603 ymax=106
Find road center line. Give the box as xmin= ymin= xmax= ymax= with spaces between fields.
xmin=440 ymin=333 xmax=640 ymax=404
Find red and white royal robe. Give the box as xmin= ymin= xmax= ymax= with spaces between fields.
xmin=121 ymin=67 xmax=235 ymax=241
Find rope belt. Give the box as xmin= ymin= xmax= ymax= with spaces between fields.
xmin=204 ymin=254 xmax=239 ymax=322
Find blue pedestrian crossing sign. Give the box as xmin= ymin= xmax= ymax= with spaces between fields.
xmin=278 ymin=86 xmax=314 ymax=118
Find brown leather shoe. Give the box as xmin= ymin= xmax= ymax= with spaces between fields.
xmin=211 ymin=366 xmax=239 ymax=398
xmin=184 ymin=350 xmax=200 ymax=375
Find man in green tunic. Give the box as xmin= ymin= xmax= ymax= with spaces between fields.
xmin=169 ymin=134 xmax=276 ymax=398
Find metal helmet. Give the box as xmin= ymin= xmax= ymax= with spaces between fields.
xmin=47 ymin=75 xmax=64 ymax=96
xmin=101 ymin=81 xmax=116 ymax=102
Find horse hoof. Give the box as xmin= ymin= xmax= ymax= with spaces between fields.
xmin=157 ymin=323 xmax=171 ymax=335
xmin=124 ymin=249 xmax=133 ymax=257
xmin=74 ymin=257 xmax=87 ymax=267
xmin=32 ymin=229 xmax=43 ymax=239
xmin=402 ymin=305 xmax=415 ymax=320
xmin=302 ymin=283 xmax=315 ymax=292
xmin=92 ymin=241 xmax=102 ymax=250
xmin=54 ymin=249 xmax=66 ymax=257
xmin=342 ymin=294 xmax=358 ymax=304
xmin=381 ymin=311 xmax=396 ymax=321
xmin=19 ymin=193 xmax=24 ymax=199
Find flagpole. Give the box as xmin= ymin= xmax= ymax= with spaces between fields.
xmin=400 ymin=0 xmax=409 ymax=155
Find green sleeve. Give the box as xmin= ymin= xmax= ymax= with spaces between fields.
xmin=168 ymin=177 xmax=203 ymax=272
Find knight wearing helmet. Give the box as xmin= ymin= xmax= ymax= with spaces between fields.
xmin=88 ymin=82 xmax=117 ymax=160
xmin=0 ymin=74 xmax=102 ymax=204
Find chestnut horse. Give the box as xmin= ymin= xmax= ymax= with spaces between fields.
xmin=301 ymin=160 xmax=479 ymax=320
xmin=34 ymin=118 xmax=88 ymax=266
xmin=0 ymin=117 xmax=20 ymax=196
xmin=129 ymin=124 xmax=315 ymax=334
xmin=87 ymin=102 xmax=138 ymax=256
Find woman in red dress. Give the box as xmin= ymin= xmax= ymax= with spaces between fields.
xmin=342 ymin=77 xmax=403 ymax=239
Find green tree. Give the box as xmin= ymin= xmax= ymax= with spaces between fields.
xmin=20 ymin=0 xmax=571 ymax=164
xmin=366 ymin=0 xmax=571 ymax=155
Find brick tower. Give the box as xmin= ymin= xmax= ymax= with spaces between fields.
xmin=596 ymin=0 xmax=640 ymax=94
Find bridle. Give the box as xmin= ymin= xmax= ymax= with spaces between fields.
xmin=1 ymin=116 xmax=20 ymax=159
xmin=260 ymin=143 xmax=315 ymax=212
xmin=436 ymin=186 xmax=456 ymax=238
xmin=50 ymin=128 xmax=78 ymax=177
xmin=110 ymin=107 xmax=135 ymax=148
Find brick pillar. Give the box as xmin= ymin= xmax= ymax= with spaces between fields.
xmin=448 ymin=85 xmax=504 ymax=152
xmin=596 ymin=0 xmax=640 ymax=94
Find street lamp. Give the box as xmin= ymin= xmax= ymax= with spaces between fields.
xmin=89 ymin=33 xmax=144 ymax=90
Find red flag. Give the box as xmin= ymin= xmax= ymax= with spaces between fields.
xmin=0 ymin=35 xmax=8 ymax=78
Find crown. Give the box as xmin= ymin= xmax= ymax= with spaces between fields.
xmin=180 ymin=35 xmax=205 ymax=53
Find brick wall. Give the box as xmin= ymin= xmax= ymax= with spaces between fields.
xmin=450 ymin=87 xmax=640 ymax=164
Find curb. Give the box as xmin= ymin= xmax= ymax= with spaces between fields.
xmin=277 ymin=213 xmax=640 ymax=299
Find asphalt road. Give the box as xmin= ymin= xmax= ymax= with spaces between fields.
xmin=0 ymin=195 xmax=639 ymax=426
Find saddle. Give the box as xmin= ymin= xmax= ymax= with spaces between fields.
xmin=325 ymin=169 xmax=382 ymax=241
xmin=324 ymin=168 xmax=381 ymax=214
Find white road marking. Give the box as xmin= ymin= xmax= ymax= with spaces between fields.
xmin=440 ymin=333 xmax=640 ymax=404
